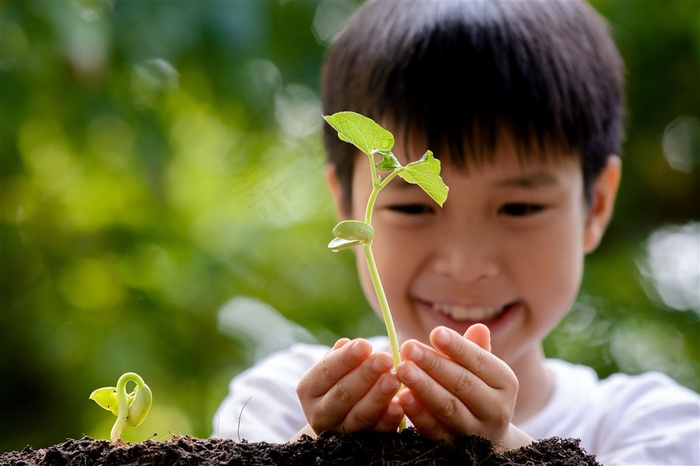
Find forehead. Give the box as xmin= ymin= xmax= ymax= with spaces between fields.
xmin=351 ymin=133 xmax=581 ymax=197
xmin=388 ymin=124 xmax=581 ymax=174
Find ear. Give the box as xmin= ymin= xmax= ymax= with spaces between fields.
xmin=584 ymin=155 xmax=622 ymax=253
xmin=326 ymin=164 xmax=348 ymax=220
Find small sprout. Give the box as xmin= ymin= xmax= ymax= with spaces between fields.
xmin=90 ymin=372 xmax=152 ymax=443
xmin=329 ymin=220 xmax=375 ymax=251
xmin=324 ymin=111 xmax=449 ymax=431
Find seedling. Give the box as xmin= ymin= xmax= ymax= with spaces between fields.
xmin=324 ymin=110 xmax=449 ymax=374
xmin=90 ymin=372 xmax=153 ymax=443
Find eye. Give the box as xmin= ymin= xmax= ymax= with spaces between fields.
xmin=499 ymin=203 xmax=545 ymax=217
xmin=387 ymin=204 xmax=434 ymax=215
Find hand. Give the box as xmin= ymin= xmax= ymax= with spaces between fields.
xmin=296 ymin=338 xmax=404 ymax=436
xmin=396 ymin=325 xmax=531 ymax=451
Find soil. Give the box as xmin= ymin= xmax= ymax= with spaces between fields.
xmin=2 ymin=428 xmax=599 ymax=466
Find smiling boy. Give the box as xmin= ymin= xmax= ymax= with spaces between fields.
xmin=214 ymin=0 xmax=700 ymax=463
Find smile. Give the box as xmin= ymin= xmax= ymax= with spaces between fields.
xmin=431 ymin=302 xmax=506 ymax=322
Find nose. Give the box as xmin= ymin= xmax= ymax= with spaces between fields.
xmin=430 ymin=223 xmax=499 ymax=283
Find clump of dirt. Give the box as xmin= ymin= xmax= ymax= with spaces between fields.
xmin=1 ymin=428 xmax=600 ymax=465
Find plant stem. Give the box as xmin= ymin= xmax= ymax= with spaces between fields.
xmin=110 ymin=372 xmax=141 ymax=442
xmin=363 ymin=243 xmax=401 ymax=370
xmin=363 ymin=163 xmax=406 ymax=430
xmin=363 ymin=167 xmax=403 ymax=369
xmin=363 ymin=243 xmax=406 ymax=431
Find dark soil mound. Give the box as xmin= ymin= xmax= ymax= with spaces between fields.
xmin=1 ymin=428 xmax=600 ymax=465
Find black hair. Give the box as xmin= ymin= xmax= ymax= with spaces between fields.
xmin=321 ymin=0 xmax=625 ymax=211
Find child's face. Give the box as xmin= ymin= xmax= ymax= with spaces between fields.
xmin=329 ymin=134 xmax=619 ymax=368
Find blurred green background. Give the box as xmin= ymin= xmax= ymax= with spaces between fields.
xmin=1 ymin=0 xmax=698 ymax=453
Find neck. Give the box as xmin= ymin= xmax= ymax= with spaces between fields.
xmin=508 ymin=344 xmax=553 ymax=425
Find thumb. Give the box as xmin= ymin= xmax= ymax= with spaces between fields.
xmin=464 ymin=323 xmax=491 ymax=352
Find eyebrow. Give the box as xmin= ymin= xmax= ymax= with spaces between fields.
xmin=494 ymin=172 xmax=561 ymax=188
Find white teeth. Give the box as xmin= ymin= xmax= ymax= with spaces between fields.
xmin=433 ymin=303 xmax=503 ymax=321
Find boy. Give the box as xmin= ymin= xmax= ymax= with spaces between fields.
xmin=214 ymin=0 xmax=700 ymax=463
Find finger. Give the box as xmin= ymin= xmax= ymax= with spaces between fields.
xmin=396 ymin=359 xmax=476 ymax=435
xmin=400 ymin=340 xmax=505 ymax=426
xmin=430 ymin=327 xmax=514 ymax=390
xmin=398 ymin=388 xmax=451 ymax=443
xmin=299 ymin=338 xmax=373 ymax=399
xmin=373 ymin=397 xmax=405 ymax=432
xmin=464 ymin=323 xmax=491 ymax=352
xmin=314 ymin=352 xmax=395 ymax=428
xmin=343 ymin=371 xmax=401 ymax=431
xmin=401 ymin=338 xmax=493 ymax=400
xmin=332 ymin=337 xmax=351 ymax=350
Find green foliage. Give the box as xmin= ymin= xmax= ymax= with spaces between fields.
xmin=329 ymin=220 xmax=375 ymax=252
xmin=323 ymin=111 xmax=448 ymax=209
xmin=90 ymin=372 xmax=153 ymax=442
xmin=324 ymin=111 xmax=450 ymax=432
xmin=397 ymin=152 xmax=449 ymax=207
xmin=323 ymin=111 xmax=395 ymax=157
xmin=324 ymin=111 xmax=448 ymax=381
xmin=0 ymin=0 xmax=698 ymax=454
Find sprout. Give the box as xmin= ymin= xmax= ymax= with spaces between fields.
xmin=324 ymin=111 xmax=449 ymax=430
xmin=90 ymin=372 xmax=153 ymax=443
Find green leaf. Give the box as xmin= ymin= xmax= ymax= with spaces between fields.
xmin=374 ymin=150 xmax=402 ymax=171
xmin=126 ymin=384 xmax=153 ymax=427
xmin=89 ymin=387 xmax=120 ymax=416
xmin=323 ymin=111 xmax=394 ymax=157
xmin=398 ymin=151 xmax=449 ymax=206
xmin=90 ymin=386 xmax=138 ymax=417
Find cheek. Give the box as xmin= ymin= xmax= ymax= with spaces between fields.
xmin=521 ymin=218 xmax=586 ymax=318
xmin=541 ymin=246 xmax=584 ymax=311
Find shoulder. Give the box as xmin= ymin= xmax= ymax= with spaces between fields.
xmin=542 ymin=359 xmax=700 ymax=464
xmin=600 ymin=369 xmax=698 ymax=404
xmin=546 ymin=358 xmax=697 ymax=401
xmin=594 ymin=368 xmax=700 ymax=433
xmin=545 ymin=358 xmax=699 ymax=422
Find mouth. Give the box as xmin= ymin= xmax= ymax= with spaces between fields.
xmin=431 ymin=302 xmax=506 ymax=322
xmin=417 ymin=299 xmax=520 ymax=334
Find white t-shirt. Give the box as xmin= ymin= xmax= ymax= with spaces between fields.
xmin=212 ymin=338 xmax=700 ymax=465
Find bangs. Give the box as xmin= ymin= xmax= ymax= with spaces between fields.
xmin=322 ymin=0 xmax=624 ymax=207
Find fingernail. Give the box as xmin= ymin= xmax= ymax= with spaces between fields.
xmin=333 ymin=338 xmax=350 ymax=350
xmin=351 ymin=340 xmax=368 ymax=358
xmin=372 ymin=357 xmax=389 ymax=373
xmin=435 ymin=327 xmax=451 ymax=346
xmin=408 ymin=344 xmax=423 ymax=361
